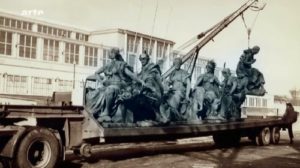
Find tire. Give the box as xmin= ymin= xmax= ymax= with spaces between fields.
xmin=257 ymin=127 xmax=271 ymax=146
xmin=13 ymin=128 xmax=60 ymax=168
xmin=270 ymin=127 xmax=280 ymax=144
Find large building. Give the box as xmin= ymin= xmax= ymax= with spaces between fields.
xmin=0 ymin=11 xmax=178 ymax=103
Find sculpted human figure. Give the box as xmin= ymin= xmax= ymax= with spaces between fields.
xmin=94 ymin=48 xmax=144 ymax=123
xmin=192 ymin=60 xmax=221 ymax=119
xmin=136 ymin=51 xmax=166 ymax=123
xmin=164 ymin=57 xmax=191 ymax=121
xmin=219 ymin=68 xmax=239 ymax=119
xmin=236 ymin=45 xmax=266 ymax=96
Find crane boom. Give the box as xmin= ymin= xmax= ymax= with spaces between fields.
xmin=162 ymin=0 xmax=259 ymax=80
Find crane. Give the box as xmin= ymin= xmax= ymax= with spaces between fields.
xmin=162 ymin=0 xmax=266 ymax=80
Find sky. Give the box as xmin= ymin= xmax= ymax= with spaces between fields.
xmin=0 ymin=0 xmax=299 ymax=96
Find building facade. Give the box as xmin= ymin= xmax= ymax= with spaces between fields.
xmin=0 ymin=11 xmax=175 ymax=102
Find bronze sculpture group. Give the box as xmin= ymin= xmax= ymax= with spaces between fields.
xmin=85 ymin=46 xmax=266 ymax=126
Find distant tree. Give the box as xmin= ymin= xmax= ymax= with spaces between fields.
xmin=289 ymin=88 xmax=300 ymax=106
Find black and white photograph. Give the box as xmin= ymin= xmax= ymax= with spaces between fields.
xmin=0 ymin=0 xmax=299 ymax=167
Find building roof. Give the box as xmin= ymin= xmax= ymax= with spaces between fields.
xmin=0 ymin=11 xmax=90 ymax=34
xmin=91 ymin=28 xmax=175 ymax=45
xmin=1 ymin=11 xmax=176 ymax=45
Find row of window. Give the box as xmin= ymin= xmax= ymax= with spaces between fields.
xmin=38 ymin=24 xmax=71 ymax=38
xmin=37 ymin=24 xmax=88 ymax=41
xmin=127 ymin=35 xmax=169 ymax=71
xmin=1 ymin=16 xmax=89 ymax=42
xmin=0 ymin=16 xmax=33 ymax=31
xmin=0 ymin=30 xmax=101 ymax=67
xmin=1 ymin=30 xmax=170 ymax=68
xmin=2 ymin=74 xmax=73 ymax=96
xmin=245 ymin=97 xmax=268 ymax=107
xmin=127 ymin=35 xmax=168 ymax=58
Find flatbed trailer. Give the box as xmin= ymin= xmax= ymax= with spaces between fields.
xmin=0 ymin=104 xmax=288 ymax=168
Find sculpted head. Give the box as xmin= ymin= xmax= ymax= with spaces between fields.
xmin=222 ymin=68 xmax=231 ymax=78
xmin=252 ymin=45 xmax=260 ymax=55
xmin=206 ymin=60 xmax=216 ymax=73
xmin=173 ymin=57 xmax=182 ymax=70
xmin=139 ymin=50 xmax=150 ymax=66
xmin=108 ymin=48 xmax=124 ymax=61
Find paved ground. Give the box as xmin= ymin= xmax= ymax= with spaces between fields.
xmin=62 ymin=130 xmax=300 ymax=168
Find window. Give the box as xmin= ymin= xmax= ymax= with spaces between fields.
xmin=53 ymin=28 xmax=57 ymax=36
xmin=38 ymin=25 xmax=42 ymax=32
xmin=5 ymin=18 xmax=10 ymax=27
xmin=6 ymin=75 xmax=28 ymax=94
xmin=19 ymin=34 xmax=37 ymax=59
xmin=193 ymin=66 xmax=202 ymax=82
xmin=142 ymin=38 xmax=154 ymax=55
xmin=0 ymin=17 xmax=4 ymax=26
xmin=11 ymin=19 xmax=16 ymax=28
xmin=84 ymin=35 xmax=89 ymax=42
xmin=65 ymin=43 xmax=79 ymax=64
xmin=17 ymin=21 xmax=21 ymax=29
xmin=32 ymin=77 xmax=52 ymax=96
xmin=48 ymin=27 xmax=53 ymax=35
xmin=102 ymin=49 xmax=111 ymax=66
xmin=157 ymin=42 xmax=167 ymax=58
xmin=76 ymin=33 xmax=87 ymax=41
xmin=22 ymin=22 xmax=28 ymax=30
xmin=43 ymin=39 xmax=59 ymax=62
xmin=249 ymin=97 xmax=255 ymax=107
xmin=127 ymin=35 xmax=140 ymax=53
xmin=256 ymin=98 xmax=261 ymax=107
xmin=262 ymin=99 xmax=268 ymax=107
xmin=42 ymin=25 xmax=47 ymax=33
xmin=76 ymin=33 xmax=80 ymax=40
xmin=84 ymin=46 xmax=98 ymax=67
xmin=128 ymin=54 xmax=136 ymax=70
xmin=56 ymin=80 xmax=73 ymax=92
xmin=28 ymin=23 xmax=33 ymax=31
xmin=0 ymin=31 xmax=12 ymax=55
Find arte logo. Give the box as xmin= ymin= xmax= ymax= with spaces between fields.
xmin=20 ymin=9 xmax=44 ymax=16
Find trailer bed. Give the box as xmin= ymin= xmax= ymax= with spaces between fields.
xmin=103 ymin=118 xmax=286 ymax=138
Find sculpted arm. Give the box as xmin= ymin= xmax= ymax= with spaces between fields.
xmin=124 ymin=68 xmax=144 ymax=85
xmin=186 ymin=77 xmax=191 ymax=99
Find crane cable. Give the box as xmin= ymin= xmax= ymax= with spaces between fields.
xmin=133 ymin=0 xmax=144 ymax=53
xmin=148 ymin=0 xmax=159 ymax=54
xmin=241 ymin=3 xmax=263 ymax=48
xmin=162 ymin=0 xmax=174 ymax=59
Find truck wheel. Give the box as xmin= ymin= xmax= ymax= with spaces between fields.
xmin=13 ymin=128 xmax=60 ymax=168
xmin=257 ymin=127 xmax=271 ymax=146
xmin=270 ymin=127 xmax=280 ymax=144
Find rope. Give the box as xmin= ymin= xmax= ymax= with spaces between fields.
xmin=241 ymin=4 xmax=262 ymax=48
xmin=162 ymin=0 xmax=174 ymax=58
xmin=133 ymin=0 xmax=144 ymax=54
xmin=148 ymin=0 xmax=159 ymax=54
xmin=241 ymin=14 xmax=251 ymax=48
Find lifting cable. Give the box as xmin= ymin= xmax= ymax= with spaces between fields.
xmin=133 ymin=0 xmax=144 ymax=53
xmin=162 ymin=0 xmax=174 ymax=59
xmin=241 ymin=2 xmax=265 ymax=48
xmin=148 ymin=0 xmax=159 ymax=54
